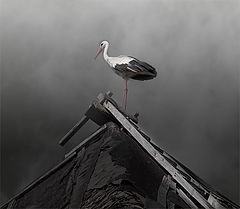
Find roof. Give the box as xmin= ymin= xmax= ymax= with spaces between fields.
xmin=1 ymin=92 xmax=239 ymax=209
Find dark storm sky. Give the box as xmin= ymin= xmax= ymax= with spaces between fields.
xmin=1 ymin=0 xmax=239 ymax=205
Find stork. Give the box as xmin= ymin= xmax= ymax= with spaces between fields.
xmin=94 ymin=40 xmax=157 ymax=109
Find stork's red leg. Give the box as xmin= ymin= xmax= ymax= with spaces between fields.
xmin=121 ymin=79 xmax=125 ymax=107
xmin=124 ymin=79 xmax=128 ymax=110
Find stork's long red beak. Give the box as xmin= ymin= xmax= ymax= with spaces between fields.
xmin=94 ymin=48 xmax=103 ymax=60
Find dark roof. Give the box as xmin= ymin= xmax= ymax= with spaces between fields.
xmin=1 ymin=92 xmax=239 ymax=209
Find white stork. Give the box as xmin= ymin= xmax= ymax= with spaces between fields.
xmin=94 ymin=40 xmax=157 ymax=109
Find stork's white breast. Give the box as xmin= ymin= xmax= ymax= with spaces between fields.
xmin=106 ymin=56 xmax=134 ymax=68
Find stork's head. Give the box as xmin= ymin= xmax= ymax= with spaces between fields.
xmin=94 ymin=40 xmax=108 ymax=60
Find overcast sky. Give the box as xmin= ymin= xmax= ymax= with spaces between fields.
xmin=1 ymin=0 xmax=239 ymax=205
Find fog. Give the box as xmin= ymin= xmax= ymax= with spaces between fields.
xmin=1 ymin=0 xmax=239 ymax=205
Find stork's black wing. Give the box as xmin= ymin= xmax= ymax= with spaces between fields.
xmin=113 ymin=57 xmax=157 ymax=81
xmin=128 ymin=58 xmax=157 ymax=80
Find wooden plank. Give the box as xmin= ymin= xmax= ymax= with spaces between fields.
xmin=157 ymin=175 xmax=170 ymax=208
xmin=177 ymin=188 xmax=198 ymax=208
xmin=162 ymin=151 xmax=209 ymax=196
xmin=59 ymin=115 xmax=89 ymax=146
xmin=208 ymin=193 xmax=225 ymax=209
xmin=64 ymin=124 xmax=107 ymax=158
xmin=103 ymin=100 xmax=213 ymax=209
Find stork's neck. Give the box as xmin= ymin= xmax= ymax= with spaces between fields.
xmin=103 ymin=42 xmax=110 ymax=60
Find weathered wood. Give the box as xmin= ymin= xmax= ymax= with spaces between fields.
xmin=208 ymin=193 xmax=226 ymax=209
xmin=97 ymin=92 xmax=139 ymax=124
xmin=157 ymin=175 xmax=170 ymax=207
xmin=177 ymin=188 xmax=198 ymax=208
xmin=103 ymin=100 xmax=213 ymax=209
xmin=64 ymin=124 xmax=107 ymax=158
xmin=59 ymin=115 xmax=89 ymax=146
xmin=59 ymin=92 xmax=139 ymax=147
xmin=85 ymin=102 xmax=114 ymax=125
